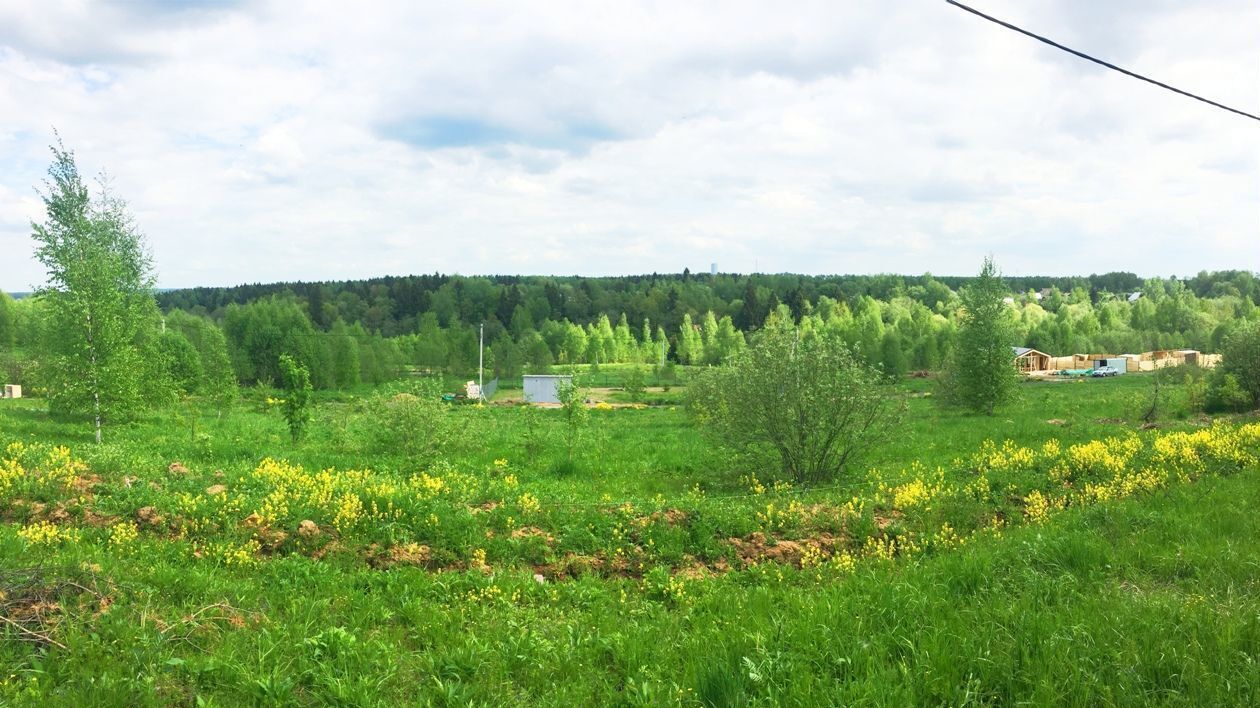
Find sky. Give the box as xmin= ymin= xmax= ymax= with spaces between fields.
xmin=0 ymin=0 xmax=1256 ymax=291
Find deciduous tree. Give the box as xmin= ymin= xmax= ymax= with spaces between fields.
xmin=939 ymin=257 xmax=1019 ymax=415
xmin=30 ymin=142 xmax=159 ymax=442
xmin=688 ymin=321 xmax=903 ymax=484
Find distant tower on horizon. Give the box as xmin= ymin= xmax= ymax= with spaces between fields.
xmin=710 ymin=262 xmax=717 ymax=276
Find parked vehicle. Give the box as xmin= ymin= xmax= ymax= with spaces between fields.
xmin=1090 ymin=366 xmax=1119 ymax=377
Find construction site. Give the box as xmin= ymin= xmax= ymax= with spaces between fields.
xmin=1013 ymin=348 xmax=1221 ymax=378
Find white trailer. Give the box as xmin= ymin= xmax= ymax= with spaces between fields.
xmin=522 ymin=375 xmax=573 ymax=404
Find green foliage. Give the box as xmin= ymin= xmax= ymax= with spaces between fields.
xmin=940 ymin=258 xmax=1020 ymax=415
xmin=29 ymin=142 xmax=160 ymax=442
xmin=0 ymin=291 xmax=15 ymax=352
xmin=556 ymin=378 xmax=589 ymax=464
xmin=223 ymin=297 xmax=322 ymax=386
xmin=137 ymin=267 xmax=1260 ymax=398
xmin=516 ymin=403 xmax=550 ymax=460
xmin=688 ymin=322 xmax=903 ymax=484
xmin=157 ymin=329 xmax=203 ymax=396
xmin=1219 ymin=320 xmax=1260 ymax=408
xmin=880 ymin=331 xmax=908 ymax=379
xmin=162 ymin=310 xmax=236 ymax=408
xmin=1205 ymin=370 xmax=1252 ymax=413
xmin=4 ymin=370 xmax=1259 ymax=704
xmin=622 ymin=366 xmax=647 ymax=402
xmin=349 ymin=380 xmax=462 ymax=463
xmin=278 ymin=354 xmax=312 ymax=442
xmin=677 ymin=313 xmax=702 ymax=365
xmin=327 ymin=320 xmax=362 ymax=389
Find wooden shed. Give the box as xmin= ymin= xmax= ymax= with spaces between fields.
xmin=1012 ymin=347 xmax=1051 ymax=373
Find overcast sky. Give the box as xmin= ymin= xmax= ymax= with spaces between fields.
xmin=1 ymin=0 xmax=1256 ymax=290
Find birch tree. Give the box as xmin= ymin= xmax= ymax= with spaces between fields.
xmin=30 ymin=142 xmax=158 ymax=442
xmin=939 ymin=257 xmax=1019 ymax=415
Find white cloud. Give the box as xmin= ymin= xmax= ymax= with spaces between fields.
xmin=0 ymin=0 xmax=1256 ymax=291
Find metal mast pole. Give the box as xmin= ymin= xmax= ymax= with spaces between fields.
xmin=478 ymin=323 xmax=484 ymax=401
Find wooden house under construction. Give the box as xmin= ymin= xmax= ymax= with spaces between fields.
xmin=1012 ymin=347 xmax=1051 ymax=373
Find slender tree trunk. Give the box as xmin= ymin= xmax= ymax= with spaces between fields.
xmin=86 ymin=310 xmax=102 ymax=443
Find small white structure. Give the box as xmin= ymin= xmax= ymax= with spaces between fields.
xmin=523 ymin=375 xmax=573 ymax=404
xmin=2 ymin=385 xmax=21 ymax=399
xmin=465 ymin=380 xmax=482 ymax=400
xmin=1093 ymin=357 xmax=1128 ymax=373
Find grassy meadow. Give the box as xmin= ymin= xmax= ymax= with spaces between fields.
xmin=2 ymin=369 xmax=1259 ymax=705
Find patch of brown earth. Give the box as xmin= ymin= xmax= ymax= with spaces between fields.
xmin=46 ymin=505 xmax=71 ymax=524
xmin=726 ymin=531 xmax=844 ymax=568
xmin=875 ymin=510 xmax=903 ymax=530
xmin=644 ymin=508 xmax=688 ymax=526
xmin=136 ymin=506 xmax=165 ymax=528
xmin=365 ymin=542 xmax=432 ymax=569
xmin=71 ymin=474 xmax=101 ymax=495
xmin=82 ymin=509 xmax=117 ymax=527
xmin=297 ymin=520 xmax=320 ymax=540
xmin=509 ymin=526 xmax=554 ymax=544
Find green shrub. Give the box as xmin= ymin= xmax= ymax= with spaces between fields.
xmin=1219 ymin=321 xmax=1260 ymax=408
xmin=556 ymin=379 xmax=590 ymax=465
xmin=350 ymin=380 xmax=463 ymax=463
xmin=623 ymin=366 xmax=647 ymax=402
xmin=1205 ymin=370 xmax=1253 ymax=413
xmin=278 ymin=354 xmax=312 ymax=442
xmin=687 ymin=322 xmax=903 ymax=485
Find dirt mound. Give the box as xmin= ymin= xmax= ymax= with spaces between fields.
xmin=366 ymin=543 xmax=432 ymax=570
xmin=136 ymin=506 xmax=164 ymax=527
xmin=726 ymin=531 xmax=843 ymax=567
xmin=649 ymin=508 xmax=689 ymax=525
xmin=510 ymin=526 xmax=554 ymax=544
xmin=71 ymin=474 xmax=100 ymax=495
xmin=297 ymin=520 xmax=320 ymax=540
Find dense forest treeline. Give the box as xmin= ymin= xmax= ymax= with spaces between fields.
xmin=3 ymin=269 xmax=1259 ymax=393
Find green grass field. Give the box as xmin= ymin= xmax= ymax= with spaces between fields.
xmin=2 ymin=372 xmax=1258 ymax=705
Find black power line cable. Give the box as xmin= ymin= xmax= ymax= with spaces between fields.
xmin=945 ymin=0 xmax=1260 ymax=123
